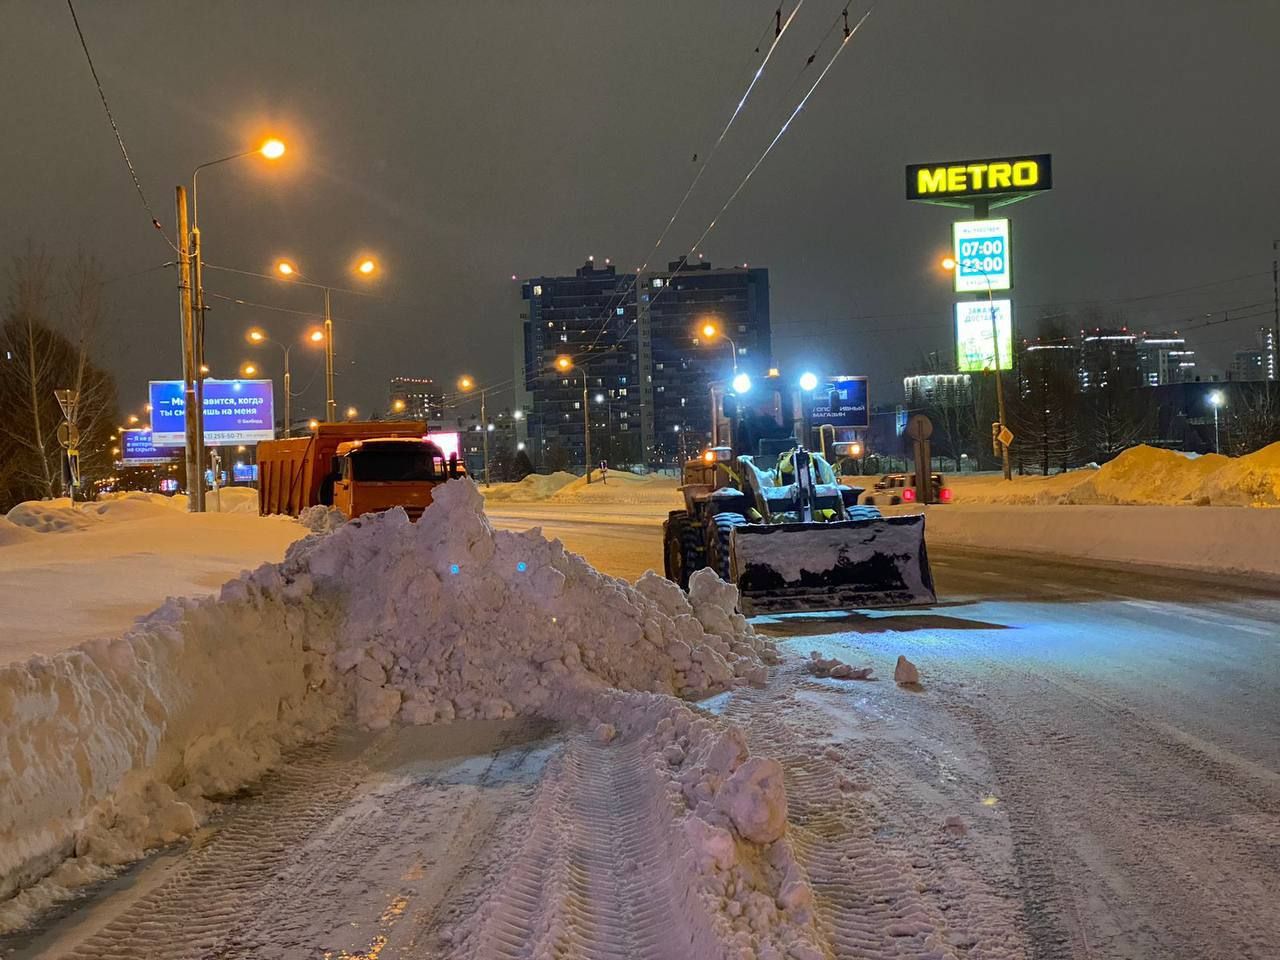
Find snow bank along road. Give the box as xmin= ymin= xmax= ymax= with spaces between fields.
xmin=487 ymin=501 xmax=1280 ymax=960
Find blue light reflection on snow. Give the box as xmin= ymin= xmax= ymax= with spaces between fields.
xmin=449 ymin=563 xmax=460 ymax=575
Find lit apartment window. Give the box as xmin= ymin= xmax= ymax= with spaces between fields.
xmin=573 ymin=401 xmax=580 ymax=410
xmin=652 ymin=278 xmax=664 ymax=288
xmin=615 ymin=307 xmax=624 ymax=316
xmin=560 ymin=333 xmax=568 ymax=342
xmin=533 ymin=285 xmax=542 ymax=296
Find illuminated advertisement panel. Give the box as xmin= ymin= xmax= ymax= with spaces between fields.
xmin=955 ymin=300 xmax=1013 ymax=372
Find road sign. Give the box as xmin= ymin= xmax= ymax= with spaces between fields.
xmin=66 ymin=449 xmax=80 ymax=486
xmin=56 ymin=422 xmax=80 ymax=449
xmin=998 ymin=425 xmax=1015 ymax=448
xmin=905 ymin=414 xmax=933 ymax=441
xmin=53 ymin=389 xmax=78 ymax=419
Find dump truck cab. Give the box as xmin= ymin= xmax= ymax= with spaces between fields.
xmin=663 ymin=377 xmax=935 ymax=615
xmin=330 ymin=437 xmax=466 ymax=521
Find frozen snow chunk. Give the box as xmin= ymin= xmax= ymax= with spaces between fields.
xmin=894 ymin=655 xmax=920 ymax=684
xmin=594 ymin=722 xmax=617 ymax=744
xmin=683 ymin=815 xmax=738 ymax=872
xmin=717 ymin=756 xmax=787 ymax=844
xmin=355 ymin=680 xmax=401 ymax=730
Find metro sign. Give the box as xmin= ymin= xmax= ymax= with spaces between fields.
xmin=906 ymin=154 xmax=1052 ymax=207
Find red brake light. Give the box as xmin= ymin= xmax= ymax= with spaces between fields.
xmin=902 ymin=487 xmax=917 ymax=502
xmin=940 ymin=487 xmax=953 ymax=503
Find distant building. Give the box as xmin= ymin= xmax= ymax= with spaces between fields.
xmin=1136 ymin=332 xmax=1197 ymax=386
xmin=1078 ymin=327 xmax=1139 ymax=391
xmin=388 ymin=377 xmax=442 ymax=419
xmin=1229 ymin=328 xmax=1277 ymax=382
xmin=642 ymin=258 xmax=771 ymax=463
xmin=1018 ymin=337 xmax=1080 ymax=398
xmin=903 ymin=373 xmax=972 ymax=408
xmin=517 ymin=258 xmax=770 ymax=468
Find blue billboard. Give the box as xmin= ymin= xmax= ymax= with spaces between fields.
xmin=119 ymin=428 xmax=174 ymax=465
xmin=149 ymin=379 xmax=275 ymax=447
xmin=233 ymin=462 xmax=259 ymax=484
xmin=809 ymin=376 xmax=869 ymax=429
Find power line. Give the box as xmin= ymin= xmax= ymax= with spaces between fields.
xmin=65 ymin=0 xmax=179 ymax=254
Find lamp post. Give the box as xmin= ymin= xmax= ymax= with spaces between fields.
xmin=594 ymin=392 xmax=614 ymax=465
xmin=556 ymin=355 xmax=593 ymax=482
xmin=697 ymin=320 xmax=738 ymax=372
xmin=183 ymin=138 xmax=285 ymax=511
xmin=457 ymin=375 xmax=490 ymax=486
xmin=274 ymin=256 xmax=378 ymax=421
xmin=247 ymin=327 xmax=324 ymax=437
xmin=1209 ymin=390 xmax=1225 ymax=454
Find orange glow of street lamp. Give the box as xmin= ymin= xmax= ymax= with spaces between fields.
xmin=391 ymin=398 xmax=406 ymax=413
xmin=247 ymin=328 xmax=267 ymax=344
xmin=275 ymin=260 xmax=296 ymax=277
xmin=345 ymin=406 xmax=358 ymax=420
xmin=700 ymin=321 xmax=718 ymax=339
xmin=307 ymin=328 xmax=326 ymax=344
xmin=127 ymin=414 xmax=139 ymax=424
xmin=555 ymin=355 xmax=573 ymax=372
xmin=308 ymin=418 xmax=320 ymax=430
xmin=259 ymin=139 xmax=286 ymax=160
xmin=941 ymin=256 xmax=957 ymax=271
xmin=241 ymin=363 xmax=258 ymax=377
xmin=356 ymin=257 xmax=377 ymax=276
xmin=458 ymin=375 xmax=476 ymax=392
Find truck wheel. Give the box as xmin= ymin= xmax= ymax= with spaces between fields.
xmin=707 ymin=512 xmax=747 ymax=582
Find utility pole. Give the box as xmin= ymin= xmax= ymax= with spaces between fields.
xmin=324 ymin=287 xmax=336 ymax=421
xmin=581 ymin=371 xmax=593 ymax=484
xmin=190 ymin=219 xmax=208 ymax=510
xmin=175 ymin=187 xmax=203 ymax=512
xmin=283 ymin=350 xmax=292 ymax=438
xmin=1272 ymin=239 xmax=1278 ymax=384
xmin=973 ymin=197 xmax=1012 ymax=481
xmin=480 ymin=388 xmax=490 ymax=486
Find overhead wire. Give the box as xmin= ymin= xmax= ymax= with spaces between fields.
xmin=65 ymin=0 xmax=179 ymax=255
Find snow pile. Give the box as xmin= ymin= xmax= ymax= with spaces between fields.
xmin=1064 ymin=446 xmax=1229 ymax=505
xmin=0 ymin=518 xmax=37 ymax=547
xmin=5 ymin=499 xmax=98 ymax=533
xmin=947 ymin=442 xmax=1280 ymax=507
xmin=480 ymin=470 xmax=578 ymax=501
xmin=0 ymin=478 xmax=783 ymax=932
xmin=805 ymin=651 xmax=873 ymax=680
xmin=297 ymin=504 xmax=347 ymax=534
xmin=203 ymin=487 xmax=260 ymax=514
xmin=0 ymin=582 xmax=340 ymax=926
xmin=1199 ymin=441 xmax=1280 ymax=506
xmin=290 ymin=479 xmax=774 ymax=728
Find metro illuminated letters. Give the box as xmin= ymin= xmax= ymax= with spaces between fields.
xmin=905 ymin=154 xmax=1052 ymax=203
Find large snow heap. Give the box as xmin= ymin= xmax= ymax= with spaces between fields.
xmin=0 ymin=479 xmax=783 ymax=931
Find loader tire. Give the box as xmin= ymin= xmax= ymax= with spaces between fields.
xmin=663 ymin=511 xmax=701 ymax=589
xmin=707 ymin=512 xmax=747 ymax=582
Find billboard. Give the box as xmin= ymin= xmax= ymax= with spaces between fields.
xmin=955 ymin=300 xmax=1013 ymax=372
xmin=428 ymin=431 xmax=460 ymax=460
xmin=808 ymin=376 xmax=869 ymax=429
xmin=905 ymin=154 xmax=1052 ymax=205
xmin=952 ymin=219 xmax=1010 ymax=292
xmin=232 ymin=462 xmax=259 ymax=484
xmin=119 ymin=428 xmax=175 ymax=466
xmin=149 ymin=379 xmax=276 ymax=447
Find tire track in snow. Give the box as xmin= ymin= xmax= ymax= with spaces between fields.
xmin=461 ymin=736 xmax=725 ymax=960
xmin=721 ymin=671 xmax=1028 ymax=960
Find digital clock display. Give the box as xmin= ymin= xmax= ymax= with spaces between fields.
xmin=952 ymin=219 xmax=1011 ymax=293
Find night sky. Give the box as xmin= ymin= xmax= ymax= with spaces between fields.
xmin=3 ymin=2 xmax=1278 ymax=422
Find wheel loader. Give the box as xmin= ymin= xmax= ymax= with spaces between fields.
xmin=662 ymin=378 xmax=935 ymax=615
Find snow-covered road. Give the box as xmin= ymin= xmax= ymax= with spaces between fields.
xmin=488 ymin=502 xmax=1280 ymax=959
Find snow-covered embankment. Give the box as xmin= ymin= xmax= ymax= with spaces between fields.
xmin=1 ymin=481 xmax=823 ymax=955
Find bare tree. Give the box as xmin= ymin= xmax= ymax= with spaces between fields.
xmin=0 ymin=249 xmax=119 ymax=509
xmin=1228 ymin=384 xmax=1280 ymax=455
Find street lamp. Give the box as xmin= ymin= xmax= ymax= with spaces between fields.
xmin=179 ymin=136 xmax=286 ymax=512
xmin=345 ymin=406 xmax=359 ymax=421
xmin=457 ymin=375 xmax=491 ymax=486
xmin=555 ymin=355 xmax=594 ymax=483
xmin=697 ymin=319 xmax=739 ymax=373
xmin=1209 ymin=390 xmax=1226 ymax=453
xmin=273 ymin=256 xmax=380 ymax=421
xmin=247 ymin=327 xmax=323 ymax=437
xmin=594 ymin=392 xmax=614 ymax=466
xmin=731 ymin=371 xmax=752 ymax=395
xmin=240 ymin=363 xmax=258 ymax=377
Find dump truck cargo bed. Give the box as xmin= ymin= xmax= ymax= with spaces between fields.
xmin=730 ymin=514 xmax=936 ymax=616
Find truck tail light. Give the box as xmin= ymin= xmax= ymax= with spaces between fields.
xmin=939 ymin=487 xmax=953 ymax=503
xmin=902 ymin=487 xmax=916 ymax=502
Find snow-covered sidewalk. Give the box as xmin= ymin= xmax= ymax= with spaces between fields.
xmin=0 ymin=492 xmax=306 ymax=664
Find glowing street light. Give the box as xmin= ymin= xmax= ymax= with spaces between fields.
xmin=1209 ymin=390 xmax=1226 ymax=453
xmin=308 ymin=418 xmax=320 ymax=431
xmin=798 ymin=371 xmax=819 ymax=392
xmin=941 ymin=255 xmax=957 ymax=271
xmin=273 ymin=257 xmax=381 ymax=420
xmin=554 ymin=356 xmax=594 ymax=483
xmin=457 ymin=375 xmax=491 ymax=485
xmin=127 ymin=414 xmax=139 ymax=424
xmin=696 ymin=318 xmax=739 ymax=373
xmin=345 ymin=405 xmax=359 ymax=420
xmin=259 ymin=138 xmax=286 ymax=160
xmin=308 ymin=328 xmax=325 ymax=344
xmin=240 ymin=362 xmax=258 ymax=377
xmin=731 ymin=371 xmax=752 ymax=394
xmin=390 ymin=398 xmax=407 ymax=414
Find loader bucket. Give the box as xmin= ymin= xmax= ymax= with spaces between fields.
xmin=729 ymin=515 xmax=936 ymax=616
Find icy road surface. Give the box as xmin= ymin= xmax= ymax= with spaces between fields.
xmin=489 ymin=502 xmax=1280 ymax=959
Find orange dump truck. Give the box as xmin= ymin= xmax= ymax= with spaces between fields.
xmin=257 ymin=421 xmax=466 ymax=520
